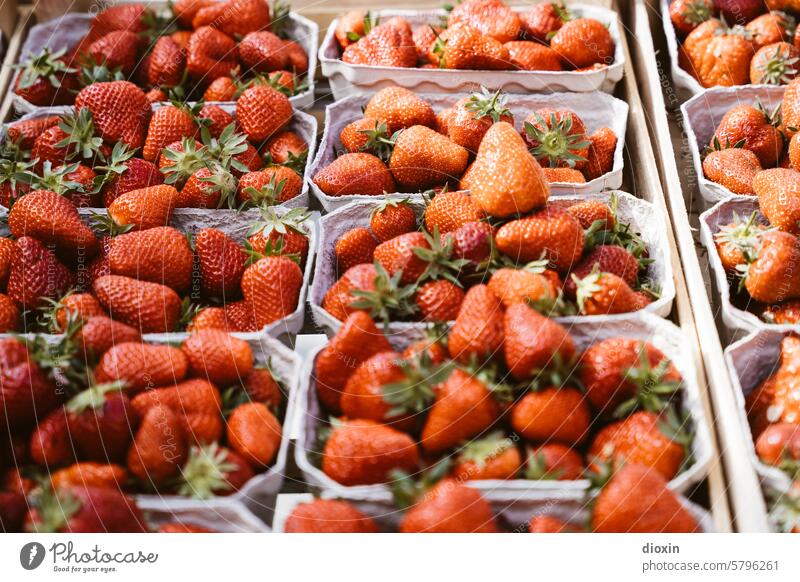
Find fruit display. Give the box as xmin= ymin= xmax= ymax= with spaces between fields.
xmin=11 ymin=0 xmax=317 ymax=111
xmin=309 ymin=87 xmax=627 ymax=210
xmin=295 ymin=310 xmax=711 ymax=495
xmin=0 ymin=329 xmax=296 ymax=532
xmin=725 ymin=329 xmax=800 ymax=533
xmin=1 ymin=87 xmax=316 ymax=211
xmin=275 ymin=462 xmax=712 ymax=533
xmin=310 ymin=192 xmax=673 ymax=335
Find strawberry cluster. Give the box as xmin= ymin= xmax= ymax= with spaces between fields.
xmin=334 ymin=0 xmax=614 ymax=72
xmin=13 ymin=0 xmax=309 ymax=109
xmin=311 ymin=309 xmax=695 ymax=492
xmin=0 ymin=328 xmax=286 ymax=532
xmin=313 ymin=87 xmax=618 ymax=197
xmin=2 ymin=81 xmax=309 ymax=211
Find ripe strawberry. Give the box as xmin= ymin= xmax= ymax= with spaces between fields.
xmin=236 ymin=85 xmax=292 ymax=142
xmin=512 ymin=386 xmax=590 ymax=445
xmin=746 ymin=11 xmax=791 ymax=49
xmin=523 ymin=108 xmax=590 ymax=168
xmin=13 ymin=48 xmax=78 ymax=107
xmin=30 ymin=407 xmax=73 ymax=468
xmin=65 ymin=382 xmax=135 ymax=463
xmin=564 ymin=200 xmax=615 ymax=230
xmin=519 ymin=1 xmax=570 ymax=42
xmin=544 ymin=167 xmax=586 ymax=183
xmin=447 ymin=284 xmax=504 ymax=363
xmin=755 ymin=423 xmax=800 ymax=466
xmin=237 ymin=166 xmax=302 ymax=205
xmin=144 ymin=88 xmax=167 ymax=103
xmin=313 ymin=312 xmax=392 ymax=413
xmin=424 ymin=191 xmax=485 ymax=234
xmin=783 ymin=77 xmax=800 ymax=137
xmin=712 ymin=105 xmax=783 ymax=167
xmin=421 ymin=369 xmax=500 ymax=454
xmin=284 ymin=499 xmax=378 ymax=533
xmin=107 ymin=226 xmax=194 ymax=293
xmin=745 ymin=230 xmax=800 ymax=303
xmin=7 ymin=236 xmax=76 ymax=309
xmin=264 ymin=130 xmax=308 ymax=166
xmin=448 ymin=220 xmax=494 ymax=269
xmin=314 ymin=153 xmax=397 ymax=197
xmin=242 ymin=367 xmax=283 ymax=408
xmin=412 ymin=24 xmax=439 ymax=60
xmin=342 ymin=21 xmax=417 ymax=67
xmin=0 ymin=338 xmax=60 ymax=431
xmin=373 ymin=232 xmax=429 ymax=284
xmin=194 ymin=228 xmax=247 ymax=299
xmin=589 ymin=410 xmax=688 ymax=480
xmin=746 ymin=336 xmax=800 ymax=434
xmin=448 ymin=0 xmax=521 ymax=42
xmin=580 ymin=338 xmax=682 ymax=418
xmin=195 ymin=105 xmax=234 ymax=141
xmin=127 ymin=404 xmax=187 ymax=486
xmin=564 ymin=245 xmax=639 ymax=298
xmin=763 ymin=300 xmax=800 ymax=324
xmin=0 ymin=238 xmax=13 ymax=287
xmin=193 ymin=0 xmax=271 ymax=37
xmin=83 ymin=30 xmax=142 ymax=76
xmin=334 ymin=10 xmax=371 ymax=48
xmin=415 ymin=280 xmax=465 ymax=321
xmin=428 ymin=24 xmax=511 ymax=70
xmin=322 ymin=263 xmax=378 ymax=321
xmin=322 ymin=418 xmax=419 ymax=486
xmin=182 ymin=330 xmax=253 ymax=386
xmin=51 ymin=292 xmax=105 ymax=332
xmin=714 ymin=0 xmax=764 ymax=24
xmin=399 ymin=479 xmax=498 ymax=533
xmin=388 ymin=126 xmax=469 ymax=191
xmin=240 ymin=256 xmax=303 ymax=328
xmin=461 ymin=122 xmax=550 ymax=217
xmin=142 ymin=105 xmax=198 ymax=162
xmin=186 ymin=26 xmax=238 ymax=82
xmin=6 ymin=116 xmax=60 ymax=149
xmin=702 ymin=147 xmax=762 ymax=194
xmin=452 ymin=433 xmax=521 ymax=481
xmin=487 ymin=268 xmax=556 ymax=309
xmin=591 ymin=464 xmax=698 ymax=532
xmin=74 ymin=81 xmax=151 ymax=149
xmin=89 ymin=3 xmax=150 ymax=36
xmin=75 ymin=316 xmax=142 ymax=358
xmin=750 ymin=42 xmax=800 ymax=84
xmin=504 ymin=302 xmax=576 ymax=380
xmin=495 ymin=206 xmax=583 ymax=271
xmin=147 ymin=35 xmax=186 ymax=88
xmin=754 ymin=168 xmax=800 ymax=234
xmin=158 ymin=522 xmax=215 ymax=533
xmin=505 ymin=41 xmax=562 ymax=71
xmin=92 ymin=275 xmax=183 ymax=333
xmin=177 ymin=166 xmax=236 ymax=208
xmin=8 ymin=190 xmax=98 ymax=255
xmin=684 ymin=22 xmax=754 ymax=87
xmin=529 ymin=515 xmax=577 ymax=533
xmin=363 ymin=87 xmax=437 ymax=133
xmin=525 ymin=443 xmax=584 ymax=480
xmin=446 ymin=88 xmax=514 ymax=153
xmin=335 ymin=227 xmax=377 ymax=272
xmin=551 ymin=18 xmax=615 ymax=68
xmin=48 ymin=463 xmax=126 ymax=495
xmin=188 ymin=306 xmax=230 ymax=332
xmin=581 ymin=127 xmax=618 ymax=180
xmin=203 ymin=75 xmax=237 ymax=101
xmin=176 ymin=443 xmax=254 ymax=498
xmin=573 ymin=271 xmax=652 ymax=315
xmin=94 ymin=341 xmax=188 ymax=392
xmin=100 ymin=156 xmax=163 ymax=207
xmin=0 ymin=294 xmax=19 ymax=332
xmin=27 ymin=485 xmax=147 ymax=533
xmin=239 ymin=31 xmax=289 ymax=72
xmin=246 ymin=207 xmax=310 ymax=264
xmin=338 ymin=350 xmax=411 ymax=428
xmin=107 ymin=184 xmax=179 ymax=230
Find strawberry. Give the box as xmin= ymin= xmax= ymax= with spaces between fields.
xmin=745 ymin=230 xmax=800 ymax=302
xmin=424 ymin=191 xmax=485 ymax=234
xmin=142 ymin=105 xmax=198 ymax=162
xmin=512 ymin=386 xmax=590 ymax=445
xmin=551 ymin=18 xmax=615 ymax=68
xmin=242 ymin=367 xmax=283 ymax=408
xmin=246 ymin=207 xmax=310 ymax=264
xmin=529 ymin=515 xmax=577 ymax=533
xmin=148 ymin=36 xmax=186 ymax=88
xmin=197 ymin=105 xmax=235 ymax=140
xmin=340 ymin=117 xmax=391 ymax=156
xmin=107 ymin=184 xmax=179 ymax=231
xmin=27 ymin=485 xmax=146 ymax=533
xmin=236 ymin=85 xmax=292 ymax=142
xmin=447 ymin=284 xmax=504 ymax=363
xmin=564 ymin=199 xmax=616 ymax=230
xmin=448 ymin=0 xmax=521 ymax=43
xmin=100 ymin=156 xmax=164 ymax=207
xmin=240 ymin=256 xmax=303 ymax=328
xmin=580 ymin=338 xmax=682 ymax=419
xmin=107 ymin=226 xmax=194 ymax=293
xmin=523 ymin=108 xmax=590 ymax=168
xmin=413 ymin=25 xmax=439 ymax=60
xmin=284 ymin=499 xmax=379 ymax=533
xmin=525 ymin=443 xmax=584 ymax=480
xmin=335 ymin=227 xmax=377 ymax=272
xmin=0 ymin=295 xmax=19 ymax=333
xmin=746 ymin=336 xmax=800 ymax=434
xmin=783 ymin=77 xmax=800 ymax=138
xmin=373 ymin=231 xmax=429 ymax=284
xmin=263 ymin=130 xmax=308 ymax=167
xmin=746 ymin=11 xmax=792 ymax=49
xmin=188 ymin=306 xmax=230 ymax=332
xmin=13 ymin=48 xmax=77 ymax=107
xmin=178 ymin=166 xmax=237 ymax=208
xmin=573 ymin=271 xmax=652 ymax=315
xmin=314 ymin=153 xmax=397 ymax=197
xmin=83 ymin=30 xmax=142 ymax=76
xmin=322 ymin=263 xmax=378 ymax=321
xmin=0 ymin=338 xmax=60 ymax=431
xmin=754 ymin=168 xmax=800 ymax=233
xmin=339 ymin=351 xmax=412 ymax=427
xmin=8 ymin=190 xmax=98 ymax=255
xmin=0 ymin=238 xmax=13 ymax=287
xmin=591 ymin=463 xmax=698 ymax=532
xmin=363 ymin=87 xmax=437 ymax=133
xmin=505 ymin=41 xmax=562 ymax=71
xmin=542 ymin=167 xmax=584 ymax=183
xmin=487 ymin=268 xmax=556 ymax=309
xmin=755 ymin=423 xmax=800 ymax=467
xmin=445 ymin=88 xmax=514 ymax=153
xmin=750 ymin=42 xmax=800 ymax=84
xmin=335 ymin=10 xmax=372 ymax=48
xmin=30 ymin=407 xmax=73 ymax=468
xmin=75 ymin=316 xmax=142 ymax=358
xmin=6 ymin=116 xmax=60 ymax=149
xmin=388 ymin=126 xmax=469 ymax=190
xmin=461 ymin=122 xmax=550 ymax=217
xmin=7 ymin=236 xmax=75 ymax=309
xmin=158 ymin=522 xmax=215 ymax=533
xmin=203 ymin=75 xmax=238 ymax=101
xmin=65 ymin=382 xmax=135 ymax=463
xmin=415 ymin=280 xmax=465 ymax=321
xmin=564 ymin=245 xmax=639 ymax=298
xmin=51 ymin=292 xmax=105 ymax=332
xmin=92 ymin=275 xmax=183 ymax=333
xmin=399 ymin=479 xmax=498 ymax=533
xmin=50 ymin=463 xmax=127 ymax=491
xmin=342 ymin=21 xmax=417 ymax=67
xmin=763 ymin=300 xmax=800 ymax=323
xmin=89 ymin=3 xmax=150 ymax=36
xmin=714 ymin=0 xmax=764 ymax=24
xmin=193 ymin=0 xmax=271 ymax=38
xmin=519 ymin=1 xmax=570 ymax=42
xmin=182 ymin=330 xmax=253 ymax=386
xmin=682 ymin=20 xmax=753 ymax=87
xmin=194 ymin=228 xmax=247 ymax=299
xmin=702 ymin=147 xmax=762 ymax=194
xmin=74 ymin=81 xmax=151 ymax=150
xmin=322 ymin=418 xmax=419 ymax=485
xmin=429 ymin=24 xmax=511 ymax=70
xmin=186 ymin=26 xmax=238 ymax=82
xmin=712 ymin=104 xmax=783 ymax=168
xmin=94 ymin=341 xmax=188 ymax=392
xmin=495 ymin=206 xmax=584 ymax=271
xmin=127 ymin=404 xmax=187 ymax=486
xmin=237 ymin=166 xmax=301 ymax=206
xmin=581 ymin=127 xmax=618 ymax=180
xmin=176 ymin=443 xmax=254 ymax=498
xmin=144 ymin=88 xmax=166 ymax=103
xmin=504 ymin=302 xmax=576 ymax=380
xmin=589 ymin=409 xmax=688 ymax=480
xmin=452 ymin=433 xmax=521 ymax=481
xmin=239 ymin=31 xmax=289 ymax=73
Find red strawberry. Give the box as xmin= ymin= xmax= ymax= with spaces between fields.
xmin=342 ymin=21 xmax=417 ymax=68
xmin=127 ymin=404 xmax=187 ymax=486
xmin=240 ymin=256 xmax=303 ymax=328
xmin=573 ymin=271 xmax=652 ymax=315
xmin=335 ymin=228 xmax=378 ymax=272
xmin=389 ymin=125 xmax=469 ymax=191
xmin=550 ymin=18 xmax=615 ymax=69
xmin=448 ymin=0 xmax=522 ymax=43
xmin=92 ymin=275 xmax=183 ymax=333
xmin=107 ymin=226 xmax=194 ymax=293
xmin=6 ymin=115 xmax=60 ymax=149
xmin=447 ymin=284 xmax=504 ymax=363
xmin=148 ymin=36 xmax=186 ymax=88
xmin=13 ymin=48 xmax=78 ymax=107
xmin=27 ymin=485 xmax=147 ymax=533
xmin=194 ymin=228 xmax=247 ymax=299
xmin=107 ymin=185 xmax=179 ymax=231
xmin=520 ymin=2 xmax=569 ymax=42
xmin=7 ymin=237 xmax=76 ymax=309
xmin=512 ymin=386 xmax=590 ymax=445
xmin=504 ymin=302 xmax=577 ymax=380
xmin=284 ymin=499 xmax=378 ymax=533
xmin=415 ymin=280 xmax=465 ymax=321
xmin=186 ymin=26 xmax=238 ymax=82
xmin=0 ymin=338 xmax=60 ymax=431
xmin=424 ymin=191 xmax=485 ymax=234
xmin=74 ymin=81 xmax=151 ymax=149
xmin=373 ymin=232 xmax=430 ymax=284
xmin=65 ymin=383 xmax=135 ymax=463
xmin=495 ymin=206 xmax=584 ymax=271
xmin=322 ymin=263 xmax=378 ymax=321
xmin=428 ymin=24 xmax=511 ymax=70
xmin=363 ymin=87 xmax=437 ymax=133
xmin=176 ymin=443 xmax=254 ymax=497
xmin=29 ymin=407 xmax=73 ymax=468
xmin=239 ymin=31 xmax=289 ymax=72
xmin=400 ymin=479 xmax=498 ymax=533
xmin=525 ymin=443 xmax=584 ymax=480
xmin=100 ymin=157 xmax=164 ymax=207
xmin=237 ymin=85 xmax=292 ymax=142
xmin=313 ymin=153 xmax=397 ymax=197
xmin=75 ymin=316 xmax=142 ymax=358
xmin=193 ymin=0 xmax=271 ymax=37
xmin=564 ymin=244 xmax=639 ymax=297
xmin=142 ymin=105 xmax=198 ymax=162
xmin=83 ymin=30 xmax=142 ymax=76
